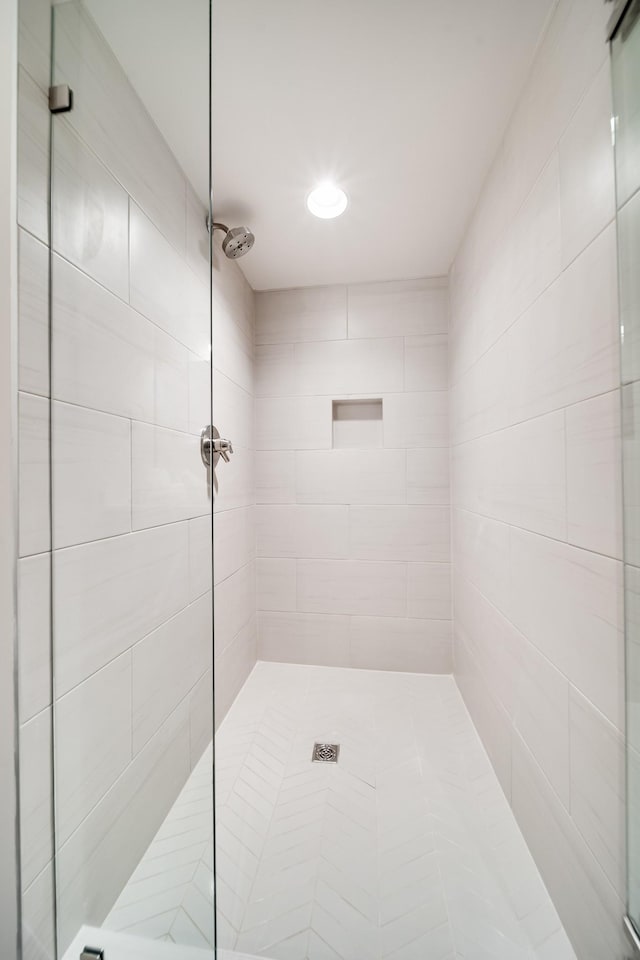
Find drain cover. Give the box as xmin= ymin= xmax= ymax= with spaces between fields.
xmin=312 ymin=742 xmax=340 ymax=763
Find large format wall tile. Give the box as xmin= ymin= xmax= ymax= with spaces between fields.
xmin=499 ymin=411 xmax=567 ymax=540
xmin=213 ymin=506 xmax=254 ymax=586
xmin=347 ymin=278 xmax=448 ymax=339
xmin=509 ymin=528 xmax=623 ymax=729
xmin=349 ymin=505 xmax=450 ymax=562
xmin=53 ymin=523 xmax=190 ymax=696
xmin=254 ymin=276 xmax=452 ymax=673
xmin=559 ymin=62 xmax=615 ymax=269
xmin=407 ymin=562 xmax=451 ymax=620
xmin=297 ymin=559 xmax=407 ymax=617
xmin=619 ymin=191 xmax=640 ymax=385
xmin=406 ymin=448 xmax=449 ymax=504
xmin=214 ymin=563 xmax=255 ymax=657
xmin=294 ymin=337 xmax=404 ymax=396
xmin=18 ymin=228 xmax=49 ymax=397
xmin=52 ymin=119 xmax=129 ymax=300
xmin=131 ymin=422 xmax=210 ymax=529
xmin=17 ymin=67 xmax=49 ymax=242
xmin=257 ymin=505 xmax=349 ymax=559
xmin=383 ymin=392 xmax=448 ymax=448
xmin=22 ymin=862 xmax=55 ymax=960
xmin=214 ymin=306 xmax=254 ymax=397
xmin=449 ymin=3 xmax=623 ymax=953
xmin=508 ymin=224 xmax=619 ymax=425
xmin=18 ymin=392 xmax=50 ymax=558
xmin=16 ymin=3 xmax=257 ymax=947
xmin=214 ymin=618 xmax=256 ymax=726
xmin=512 ymin=734 xmax=627 ymax=960
xmin=56 ymin=703 xmax=191 ymax=952
xmin=569 ymin=686 xmax=625 ymax=898
xmin=19 ymin=708 xmax=53 ymax=890
xmin=255 ymin=396 xmax=332 ymax=450
xmin=53 ymin=2 xmax=188 ymax=254
xmin=19 ymin=0 xmax=51 ymax=94
xmin=350 ymin=617 xmax=452 ymax=673
xmin=256 ymin=558 xmax=296 ymax=612
xmin=132 ymin=593 xmax=212 ymax=753
xmin=52 ymin=401 xmax=131 ymax=548
xmin=53 ymin=255 xmax=189 ymax=430
xmin=256 ymin=285 xmax=347 ymax=344
xmin=214 ymin=372 xmax=254 ymax=450
xmin=130 ymin=203 xmax=209 ymax=359
xmin=56 ymin=653 xmax=133 ymax=845
xmin=258 ymin=611 xmax=350 ymax=667
xmin=18 ymin=554 xmax=51 ymax=723
xmin=296 ymin=450 xmax=406 ymax=505
xmin=404 ymin=335 xmax=448 ymax=392
xmin=255 ymin=451 xmax=296 ymax=504
xmin=566 ymin=390 xmax=622 ymax=559
xmin=189 ymin=515 xmax=213 ymax=600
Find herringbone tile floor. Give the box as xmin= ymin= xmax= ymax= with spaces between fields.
xmin=104 ymin=662 xmax=576 ymax=959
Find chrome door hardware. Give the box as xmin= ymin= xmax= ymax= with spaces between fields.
xmin=49 ymin=84 xmax=73 ymax=113
xmin=201 ymin=425 xmax=234 ymax=468
xmin=80 ymin=949 xmax=104 ymax=960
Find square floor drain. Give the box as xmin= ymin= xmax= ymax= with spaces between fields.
xmin=312 ymin=742 xmax=340 ymax=763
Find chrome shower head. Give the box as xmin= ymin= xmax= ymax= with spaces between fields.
xmin=221 ymin=225 xmax=255 ymax=259
xmin=209 ymin=220 xmax=255 ymax=259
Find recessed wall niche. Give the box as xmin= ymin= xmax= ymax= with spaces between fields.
xmin=332 ymin=399 xmax=383 ymax=448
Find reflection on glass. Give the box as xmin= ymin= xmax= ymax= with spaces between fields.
xmin=613 ymin=0 xmax=640 ymax=938
xmin=49 ymin=1 xmax=214 ymax=955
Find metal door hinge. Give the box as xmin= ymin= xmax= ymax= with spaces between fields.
xmin=80 ymin=948 xmax=104 ymax=960
xmin=49 ymin=84 xmax=73 ymax=114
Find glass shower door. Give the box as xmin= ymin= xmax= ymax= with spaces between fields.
xmin=48 ymin=1 xmax=216 ymax=955
xmin=612 ymin=0 xmax=640 ymax=948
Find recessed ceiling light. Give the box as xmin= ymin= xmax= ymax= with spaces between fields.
xmin=306 ymin=182 xmax=348 ymax=219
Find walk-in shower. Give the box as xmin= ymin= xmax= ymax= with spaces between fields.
xmin=12 ymin=0 xmax=634 ymax=958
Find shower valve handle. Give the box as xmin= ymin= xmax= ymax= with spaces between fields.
xmin=213 ymin=437 xmax=234 ymax=463
xmin=200 ymin=426 xmax=234 ymax=467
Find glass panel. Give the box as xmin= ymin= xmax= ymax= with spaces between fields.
xmin=613 ymin=0 xmax=640 ymax=937
xmin=49 ymin=2 xmax=215 ymax=956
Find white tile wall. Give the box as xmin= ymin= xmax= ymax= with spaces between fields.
xmin=19 ymin=708 xmax=53 ymax=890
xmin=18 ymin=553 xmax=51 ymax=723
xmin=18 ymin=391 xmax=50 ymax=558
xmin=131 ymin=422 xmax=209 ymax=530
xmin=296 ymin=449 xmax=406 ymax=504
xmin=256 ymin=396 xmax=332 ymax=450
xmin=53 ymin=254 xmax=190 ymax=431
xmin=53 ymin=524 xmax=190 ymax=696
xmin=347 ymin=278 xmax=448 ymax=339
xmin=52 ymin=119 xmax=129 ymax=300
xmin=256 ymin=285 xmax=346 ymax=344
xmin=16 ymin=1 xmax=256 ymax=949
xmin=255 ymin=278 xmax=450 ymax=673
xmin=56 ymin=652 xmax=133 ymax=845
xmin=18 ymin=228 xmax=48 ymax=397
xmin=132 ymin=593 xmax=212 ymax=753
xmin=17 ymin=66 xmax=49 ymax=243
xmin=297 ymin=559 xmax=407 ymax=617
xmin=349 ymin=505 xmax=450 ymax=562
xmin=257 ymin=504 xmax=349 ymax=559
xmin=52 ymin=401 xmax=131 ymax=548
xmin=130 ymin=203 xmax=210 ymax=359
xmin=449 ymin=0 xmax=624 ymax=954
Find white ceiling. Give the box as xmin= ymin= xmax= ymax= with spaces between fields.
xmin=87 ymin=0 xmax=555 ymax=291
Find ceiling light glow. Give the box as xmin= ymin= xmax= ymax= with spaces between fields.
xmin=306 ymin=182 xmax=348 ymax=219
